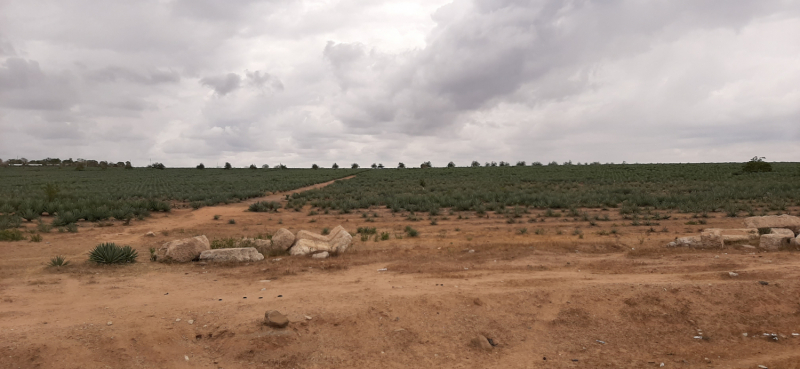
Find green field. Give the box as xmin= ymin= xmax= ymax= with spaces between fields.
xmin=1 ymin=163 xmax=798 ymax=231
xmin=289 ymin=163 xmax=800 ymax=215
xmin=0 ymin=167 xmax=361 ymax=227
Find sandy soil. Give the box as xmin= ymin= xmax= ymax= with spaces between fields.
xmin=1 ymin=177 xmax=800 ymax=369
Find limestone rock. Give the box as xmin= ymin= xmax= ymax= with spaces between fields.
xmin=770 ymin=228 xmax=795 ymax=237
xmin=699 ymin=229 xmax=723 ymax=249
xmin=329 ymin=228 xmax=353 ymax=254
xmin=156 ymin=235 xmax=210 ymax=263
xmin=290 ymin=239 xmax=330 ymax=256
xmin=744 ymin=215 xmax=800 ymax=233
xmin=295 ymin=230 xmax=330 ymax=243
xmin=265 ymin=310 xmax=289 ymax=328
xmin=145 ymin=231 xmax=156 ymax=237
xmin=667 ymin=236 xmax=701 ymax=247
xmin=471 ymin=335 xmax=493 ymax=351
xmin=311 ymin=251 xmax=329 ymax=259
xmin=759 ymin=234 xmax=792 ymax=250
xmin=791 ymin=235 xmax=800 ymax=247
xmin=199 ymin=247 xmax=265 ymax=262
xmin=272 ymin=228 xmax=295 ymax=251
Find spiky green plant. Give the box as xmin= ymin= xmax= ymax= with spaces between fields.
xmin=49 ymin=255 xmax=70 ymax=267
xmin=88 ymin=242 xmax=138 ymax=264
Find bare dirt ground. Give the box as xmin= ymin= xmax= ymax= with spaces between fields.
xmin=2 ymin=177 xmax=800 ymax=369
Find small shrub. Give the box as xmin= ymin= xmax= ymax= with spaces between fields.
xmin=380 ymin=232 xmax=390 ymax=240
xmin=30 ymin=234 xmax=43 ymax=242
xmin=228 ymin=219 xmax=236 ymax=224
xmin=405 ymin=226 xmax=419 ymax=237
xmin=518 ymin=227 xmax=528 ymax=234
xmin=321 ymin=227 xmax=330 ymax=235
xmin=49 ymin=255 xmax=69 ymax=267
xmin=66 ymin=223 xmax=78 ymax=233
xmin=757 ymin=227 xmax=771 ymax=235
xmin=88 ymin=243 xmax=138 ymax=264
xmin=0 ymin=229 xmax=26 ymax=241
xmin=213 ymin=214 xmax=221 ymax=220
xmin=18 ymin=208 xmax=40 ymax=222
xmin=357 ymin=227 xmax=377 ymax=235
xmin=249 ymin=201 xmax=281 ymax=213
xmin=0 ymin=214 xmax=22 ymax=230
xmin=37 ymin=221 xmax=53 ymax=233
xmin=430 ymin=219 xmax=438 ymax=225
xmin=149 ymin=247 xmax=157 ymax=261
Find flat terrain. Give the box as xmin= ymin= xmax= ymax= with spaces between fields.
xmin=2 ymin=178 xmax=800 ymax=369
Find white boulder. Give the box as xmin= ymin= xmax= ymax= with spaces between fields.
xmin=156 ymin=235 xmax=210 ymax=263
xmin=199 ymin=247 xmax=265 ymax=262
xmin=744 ymin=215 xmax=800 ymax=234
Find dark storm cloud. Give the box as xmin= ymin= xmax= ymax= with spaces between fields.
xmin=200 ymin=73 xmax=243 ymax=96
xmin=0 ymin=58 xmax=77 ymax=110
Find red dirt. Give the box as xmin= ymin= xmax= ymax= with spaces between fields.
xmin=1 ymin=178 xmax=799 ymax=368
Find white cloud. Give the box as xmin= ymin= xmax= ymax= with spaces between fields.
xmin=1 ymin=0 xmax=798 ymax=166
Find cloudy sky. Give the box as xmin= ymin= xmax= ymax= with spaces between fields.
xmin=1 ymin=0 xmax=798 ymax=167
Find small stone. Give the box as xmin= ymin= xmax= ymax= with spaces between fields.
xmin=265 ymin=310 xmax=289 ymax=328
xmin=305 ymin=315 xmax=312 ymax=320
xmin=107 ymin=321 xmax=112 ymax=326
xmin=259 ymin=280 xmax=271 ymax=283
xmin=176 ymin=318 xmax=181 ymax=322
xmin=184 ymin=355 xmax=189 ymax=361
xmin=311 ymin=251 xmax=329 ymax=259
xmin=188 ymin=320 xmax=194 ymax=325
xmin=471 ymin=335 xmax=493 ymax=351
xmin=145 ymin=232 xmax=156 ymax=237
xmin=759 ymin=281 xmax=769 ymax=285
xmin=728 ymin=272 xmax=738 ymax=277
xmin=742 ymin=333 xmax=748 ymax=337
xmin=758 ymin=365 xmax=768 ymax=369
xmin=468 ymin=249 xmax=475 ymax=253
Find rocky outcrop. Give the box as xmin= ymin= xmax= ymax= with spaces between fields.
xmin=289 ymin=226 xmax=352 ymax=256
xmin=667 ymin=236 xmax=701 ymax=247
xmin=272 ymin=228 xmax=295 ymax=251
xmin=667 ymin=229 xmax=759 ymax=248
xmin=156 ymin=235 xmax=210 ymax=262
xmin=760 ymin=234 xmax=792 ymax=250
xmin=744 ymin=215 xmax=800 ymax=233
xmin=311 ymin=251 xmax=329 ymax=259
xmin=199 ymin=247 xmax=265 ymax=262
xmin=770 ymin=228 xmax=795 ymax=238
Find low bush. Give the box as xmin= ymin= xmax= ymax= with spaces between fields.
xmin=249 ymin=201 xmax=281 ymax=213
xmin=30 ymin=234 xmax=43 ymax=242
xmin=88 ymin=242 xmax=138 ymax=264
xmin=405 ymin=226 xmax=419 ymax=237
xmin=0 ymin=229 xmax=26 ymax=241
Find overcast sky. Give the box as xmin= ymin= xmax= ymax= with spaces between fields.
xmin=1 ymin=0 xmax=798 ymax=167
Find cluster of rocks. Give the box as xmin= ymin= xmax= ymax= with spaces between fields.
xmin=667 ymin=215 xmax=800 ymax=250
xmin=152 ymin=226 xmax=352 ymax=263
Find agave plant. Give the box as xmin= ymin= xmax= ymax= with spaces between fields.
xmin=88 ymin=242 xmax=138 ymax=264
xmin=49 ymin=255 xmax=70 ymax=267
xmin=18 ymin=208 xmax=41 ymax=222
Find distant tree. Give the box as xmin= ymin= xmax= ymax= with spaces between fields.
xmin=371 ymin=163 xmax=377 ymax=169
xmin=563 ymin=160 xmax=573 ymax=165
xmin=742 ymin=156 xmax=772 ymax=173
xmin=516 ymin=161 xmax=526 ymax=166
xmin=196 ymin=163 xmax=205 ymax=169
xmin=249 ymin=164 xmax=257 ymax=169
xmin=124 ymin=161 xmax=132 ymax=169
xmin=148 ymin=162 xmax=165 ymax=169
xmin=116 ymin=161 xmax=125 ymax=167
xmin=420 ymin=161 xmax=432 ymax=169
xmin=531 ymin=161 xmax=542 ymax=166
xmin=332 ymin=163 xmax=339 ymax=169
xmin=548 ymin=161 xmax=558 ymax=166
xmin=312 ymin=164 xmax=319 ymax=169
xmin=378 ymin=163 xmax=384 ymax=169
xmin=471 ymin=161 xmax=480 ymax=167
xmin=490 ymin=161 xmax=498 ymax=167
xmin=224 ymin=162 xmax=232 ymax=170
xmin=447 ymin=161 xmax=455 ymax=168
xmin=278 ymin=163 xmax=287 ymax=169
xmin=99 ymin=161 xmax=108 ymax=169
xmin=262 ymin=164 xmax=270 ymax=169
xmin=20 ymin=158 xmax=28 ymax=166
xmin=351 ymin=163 xmax=359 ymax=169
xmin=398 ymin=162 xmax=405 ymax=168
xmin=499 ymin=161 xmax=510 ymax=167
xmin=75 ymin=162 xmax=85 ymax=171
